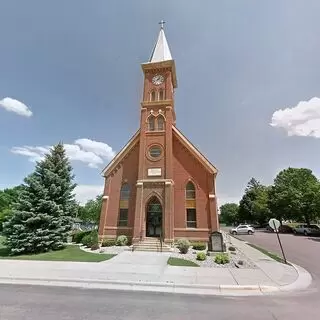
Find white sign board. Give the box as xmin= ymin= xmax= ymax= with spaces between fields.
xmin=269 ymin=218 xmax=280 ymax=230
xmin=147 ymin=168 xmax=161 ymax=177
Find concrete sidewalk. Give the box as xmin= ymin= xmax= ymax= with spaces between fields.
xmin=0 ymin=240 xmax=312 ymax=296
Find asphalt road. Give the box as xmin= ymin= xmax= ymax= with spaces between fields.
xmin=0 ymin=284 xmax=319 ymax=320
xmin=234 ymin=230 xmax=320 ymax=283
xmin=1 ymin=232 xmax=320 ymax=320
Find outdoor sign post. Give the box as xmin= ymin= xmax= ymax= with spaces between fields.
xmin=268 ymin=218 xmax=287 ymax=264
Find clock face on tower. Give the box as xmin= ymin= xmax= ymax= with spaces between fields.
xmin=152 ymin=74 xmax=164 ymax=85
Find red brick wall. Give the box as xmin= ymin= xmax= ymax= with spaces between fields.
xmin=172 ymin=133 xmax=216 ymax=240
xmin=101 ymin=141 xmax=140 ymax=238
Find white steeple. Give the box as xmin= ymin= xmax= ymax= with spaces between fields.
xmin=149 ymin=21 xmax=172 ymax=63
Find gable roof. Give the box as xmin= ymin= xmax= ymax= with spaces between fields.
xmin=101 ymin=130 xmax=140 ymax=177
xmin=101 ymin=126 xmax=217 ymax=178
xmin=172 ymin=126 xmax=218 ymax=175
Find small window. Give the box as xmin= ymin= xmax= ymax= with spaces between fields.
xmin=186 ymin=208 xmax=197 ymax=228
xmin=118 ymin=208 xmax=128 ymax=226
xmin=149 ymin=146 xmax=162 ymax=158
xmin=159 ymin=89 xmax=165 ymax=100
xmin=150 ymin=91 xmax=156 ymax=101
xmin=186 ymin=181 xmax=196 ymax=199
xmin=148 ymin=116 xmax=155 ymax=131
xmin=157 ymin=116 xmax=164 ymax=130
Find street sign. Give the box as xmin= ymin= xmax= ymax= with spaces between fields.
xmin=268 ymin=218 xmax=287 ymax=264
xmin=269 ymin=218 xmax=280 ymax=230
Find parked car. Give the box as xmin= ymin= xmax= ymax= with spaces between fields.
xmin=293 ymin=224 xmax=320 ymax=236
xmin=278 ymin=225 xmax=293 ymax=234
xmin=230 ymin=224 xmax=255 ymax=235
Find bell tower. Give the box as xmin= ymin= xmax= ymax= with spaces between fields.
xmin=132 ymin=22 xmax=177 ymax=242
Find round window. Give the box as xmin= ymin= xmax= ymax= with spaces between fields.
xmin=149 ymin=146 xmax=162 ymax=158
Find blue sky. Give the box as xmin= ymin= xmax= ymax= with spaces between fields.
xmin=1 ymin=1 xmax=320 ymax=204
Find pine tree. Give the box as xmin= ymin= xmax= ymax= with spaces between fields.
xmin=3 ymin=143 xmax=77 ymax=254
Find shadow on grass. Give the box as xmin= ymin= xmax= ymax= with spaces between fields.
xmin=0 ymin=247 xmax=10 ymax=257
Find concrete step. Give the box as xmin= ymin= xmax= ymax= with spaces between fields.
xmin=134 ymin=247 xmax=172 ymax=252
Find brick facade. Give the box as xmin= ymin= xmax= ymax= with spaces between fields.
xmin=98 ymin=32 xmax=218 ymax=243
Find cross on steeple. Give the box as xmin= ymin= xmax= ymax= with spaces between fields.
xmin=159 ymin=20 xmax=165 ymax=29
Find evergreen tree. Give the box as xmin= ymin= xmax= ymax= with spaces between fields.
xmin=3 ymin=143 xmax=77 ymax=254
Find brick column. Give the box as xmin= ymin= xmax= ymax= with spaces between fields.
xmin=209 ymin=194 xmax=218 ymax=232
xmin=98 ymin=178 xmax=111 ymax=241
xmin=164 ymin=180 xmax=174 ymax=243
xmin=133 ymin=181 xmax=144 ymax=242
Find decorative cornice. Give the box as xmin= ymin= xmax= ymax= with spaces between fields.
xmin=102 ymin=195 xmax=109 ymax=200
xmin=141 ymin=100 xmax=173 ymax=108
xmin=209 ymin=194 xmax=215 ymax=199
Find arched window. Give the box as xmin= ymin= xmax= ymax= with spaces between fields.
xmin=148 ymin=116 xmax=155 ymax=131
xmin=118 ymin=183 xmax=130 ymax=226
xmin=157 ymin=115 xmax=165 ymax=130
xmin=150 ymin=91 xmax=156 ymax=101
xmin=185 ymin=182 xmax=196 ymax=228
xmin=186 ymin=182 xmax=196 ymax=199
xmin=159 ymin=89 xmax=165 ymax=101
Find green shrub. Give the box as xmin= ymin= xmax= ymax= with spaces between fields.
xmin=116 ymin=235 xmax=128 ymax=246
xmin=91 ymin=244 xmax=100 ymax=251
xmin=228 ymin=246 xmax=236 ymax=252
xmin=176 ymin=239 xmax=190 ymax=254
xmin=192 ymin=242 xmax=206 ymax=250
xmin=214 ymin=253 xmax=230 ymax=264
xmin=72 ymin=230 xmax=91 ymax=243
xmin=196 ymin=252 xmax=207 ymax=261
xmin=102 ymin=239 xmax=116 ymax=247
xmin=81 ymin=231 xmax=98 ymax=247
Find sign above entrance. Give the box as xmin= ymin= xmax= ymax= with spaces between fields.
xmin=148 ymin=168 xmax=162 ymax=177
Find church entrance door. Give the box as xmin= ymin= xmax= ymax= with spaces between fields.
xmin=146 ymin=197 xmax=162 ymax=237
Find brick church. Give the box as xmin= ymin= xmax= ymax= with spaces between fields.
xmin=98 ymin=24 xmax=219 ymax=245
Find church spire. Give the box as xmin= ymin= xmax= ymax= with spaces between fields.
xmin=149 ymin=20 xmax=173 ymax=63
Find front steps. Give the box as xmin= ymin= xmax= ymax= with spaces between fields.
xmin=133 ymin=237 xmax=172 ymax=252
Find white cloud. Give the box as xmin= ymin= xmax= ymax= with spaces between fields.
xmin=74 ymin=184 xmax=103 ymax=204
xmin=75 ymin=138 xmax=115 ymax=160
xmin=270 ymin=97 xmax=320 ymax=138
xmin=0 ymin=97 xmax=32 ymax=117
xmin=11 ymin=139 xmax=115 ymax=168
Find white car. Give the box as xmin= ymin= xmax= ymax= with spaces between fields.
xmin=293 ymin=224 xmax=320 ymax=236
xmin=230 ymin=224 xmax=255 ymax=235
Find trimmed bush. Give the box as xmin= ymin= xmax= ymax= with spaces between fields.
xmin=116 ymin=235 xmax=128 ymax=246
xmin=91 ymin=244 xmax=100 ymax=251
xmin=214 ymin=253 xmax=230 ymax=265
xmin=192 ymin=242 xmax=206 ymax=250
xmin=72 ymin=230 xmax=91 ymax=244
xmin=102 ymin=239 xmax=116 ymax=247
xmin=82 ymin=231 xmax=98 ymax=247
xmin=228 ymin=246 xmax=236 ymax=252
xmin=196 ymin=252 xmax=207 ymax=261
xmin=176 ymin=239 xmax=191 ymax=254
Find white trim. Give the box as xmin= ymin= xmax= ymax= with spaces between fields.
xmin=102 ymin=195 xmax=109 ymax=200
xmin=209 ymin=194 xmax=215 ymax=199
xmin=136 ymin=182 xmax=143 ymax=186
xmin=101 ymin=130 xmax=140 ymax=176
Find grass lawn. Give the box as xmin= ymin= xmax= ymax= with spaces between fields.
xmin=0 ymin=241 xmax=115 ymax=262
xmin=247 ymin=243 xmax=289 ymax=265
xmin=167 ymin=257 xmax=199 ymax=267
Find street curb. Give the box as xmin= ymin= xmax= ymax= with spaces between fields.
xmin=0 ymin=264 xmax=311 ymax=296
